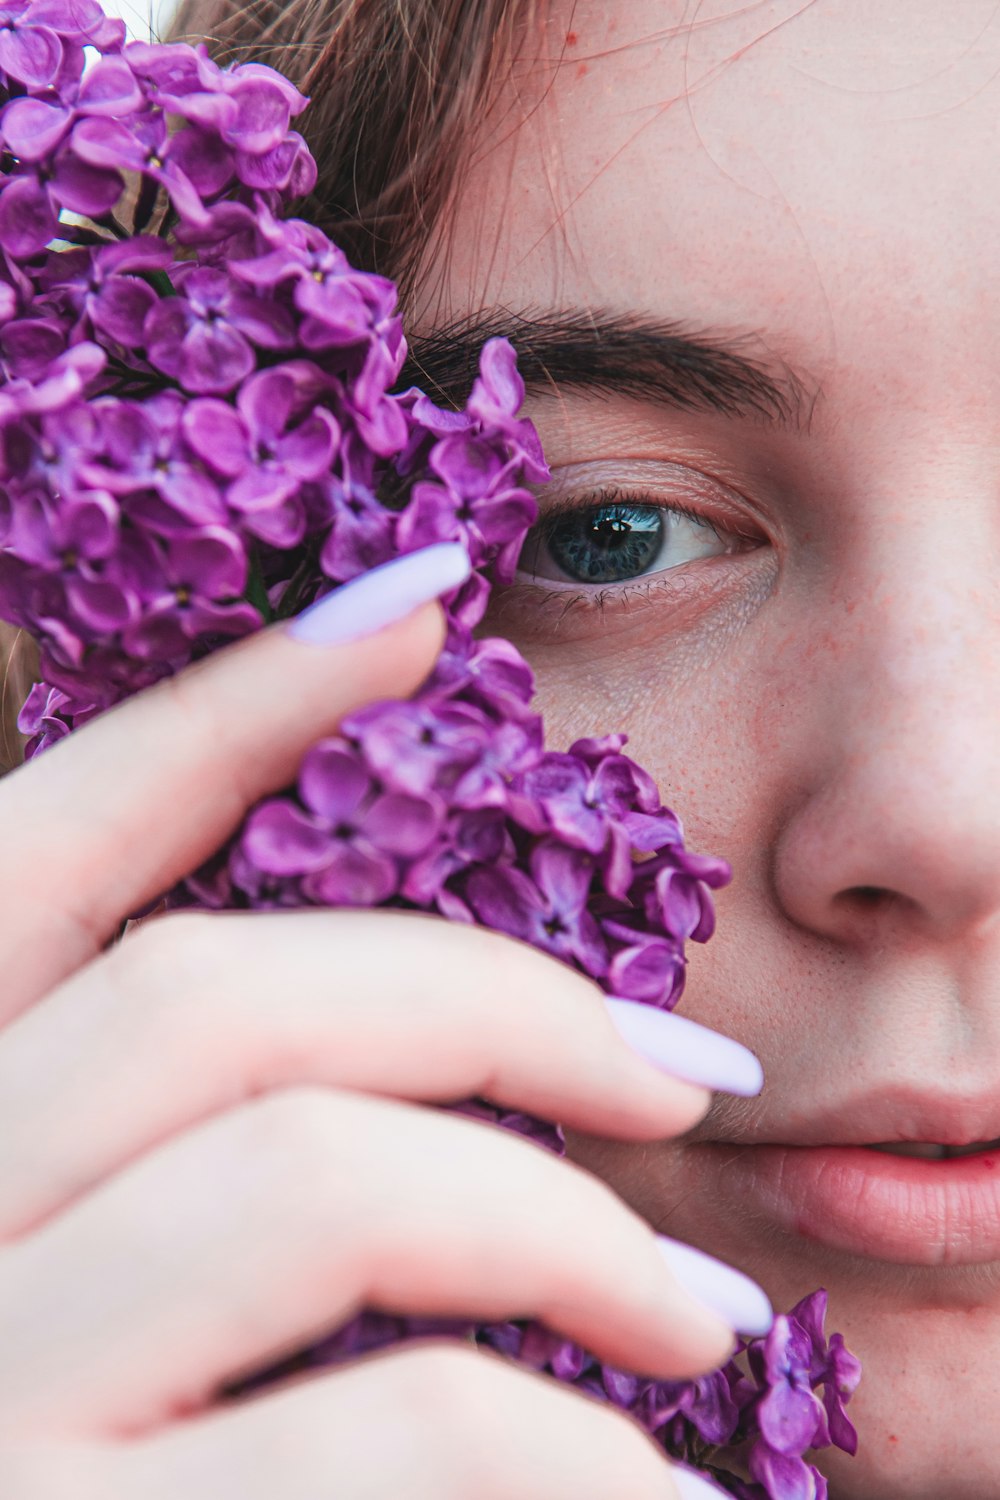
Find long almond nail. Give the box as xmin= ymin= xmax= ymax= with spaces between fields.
xmin=671 ymin=1465 xmax=731 ymax=1498
xmin=657 ymin=1236 xmax=773 ymax=1336
xmin=288 ymin=543 xmax=471 ymax=644
xmin=605 ymin=998 xmax=764 ymax=1097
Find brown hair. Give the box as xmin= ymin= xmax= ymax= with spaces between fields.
xmin=169 ymin=0 xmax=532 ymax=297
xmin=0 ymin=626 xmax=35 ymax=774
xmin=0 ymin=0 xmax=529 ymax=773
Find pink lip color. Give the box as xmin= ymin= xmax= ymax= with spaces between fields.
xmin=710 ymin=1144 xmax=1000 ymax=1265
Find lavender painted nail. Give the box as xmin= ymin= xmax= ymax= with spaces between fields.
xmin=604 ymin=997 xmax=764 ymax=1097
xmin=657 ymin=1235 xmax=773 ymax=1336
xmin=288 ymin=542 xmax=472 ymax=644
xmin=671 ymin=1465 xmax=731 ymax=1499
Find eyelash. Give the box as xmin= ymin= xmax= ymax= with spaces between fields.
xmin=533 ymin=484 xmax=721 ymax=540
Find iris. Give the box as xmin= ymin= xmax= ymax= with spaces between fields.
xmin=546 ymin=501 xmax=664 ymax=582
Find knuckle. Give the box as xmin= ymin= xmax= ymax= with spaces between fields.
xmin=233 ymin=1085 xmax=349 ymax=1183
xmin=384 ymin=1342 xmax=517 ymax=1451
xmin=205 ymin=1087 xmax=359 ymax=1238
xmin=108 ymin=910 xmax=217 ymax=1000
xmin=95 ymin=913 xmax=238 ymax=1060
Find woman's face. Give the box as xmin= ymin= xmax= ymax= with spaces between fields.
xmin=416 ymin=3 xmax=1000 ymax=1494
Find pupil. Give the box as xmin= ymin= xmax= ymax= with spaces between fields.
xmin=546 ymin=504 xmax=663 ymax=583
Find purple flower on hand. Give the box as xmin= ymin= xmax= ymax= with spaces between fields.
xmin=341 ymin=697 xmax=491 ymax=798
xmin=397 ymin=435 xmax=538 ymax=580
xmin=0 ymin=0 xmax=123 ymax=90
xmin=144 ymin=266 xmax=294 ymax=393
xmin=120 ymin=527 xmax=260 ymax=658
xmin=0 ymin=37 xmax=862 ymax=1483
xmin=756 ymin=1314 xmax=828 ymax=1457
xmin=83 ymin=392 xmax=227 ymax=532
xmin=182 ymin=366 xmax=338 ymax=545
xmin=243 ymin=741 xmax=441 ymax=905
xmin=465 ymin=839 xmax=608 ymax=977
xmin=513 ymin=748 xmax=649 ymax=854
xmin=43 ymin=236 xmax=171 ymax=348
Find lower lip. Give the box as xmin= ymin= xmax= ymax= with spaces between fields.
xmin=712 ymin=1144 xmax=1000 ymax=1265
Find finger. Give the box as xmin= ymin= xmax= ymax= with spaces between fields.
xmin=112 ymin=1343 xmax=727 ymax=1500
xmin=0 ymin=1087 xmax=741 ymax=1438
xmin=0 ymin=908 xmax=741 ymax=1238
xmin=0 ymin=543 xmax=468 ymax=1018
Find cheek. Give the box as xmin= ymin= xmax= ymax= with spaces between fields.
xmin=515 ymin=564 xmax=805 ymax=860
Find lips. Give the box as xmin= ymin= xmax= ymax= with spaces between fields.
xmin=689 ymin=1087 xmax=1000 ymax=1265
xmin=868 ymin=1139 xmax=1000 ymax=1159
xmin=727 ymin=1084 xmax=1000 ymax=1151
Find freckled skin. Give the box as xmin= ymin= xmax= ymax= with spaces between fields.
xmin=418 ymin=3 xmax=1000 ymax=1496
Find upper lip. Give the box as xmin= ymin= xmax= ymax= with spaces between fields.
xmin=702 ymin=1085 xmax=1000 ymax=1149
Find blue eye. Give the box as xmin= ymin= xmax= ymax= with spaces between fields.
xmin=545 ymin=503 xmax=663 ymax=583
xmin=525 ymin=497 xmax=729 ymax=586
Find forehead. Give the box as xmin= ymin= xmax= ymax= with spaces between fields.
xmin=418 ymin=0 xmax=1000 ymax=408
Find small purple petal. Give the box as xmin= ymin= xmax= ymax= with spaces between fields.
xmin=244 ymin=801 xmax=332 ymax=875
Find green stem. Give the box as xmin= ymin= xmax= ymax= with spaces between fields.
xmin=245 ymin=552 xmax=274 ymax=625
xmin=144 ymin=269 xmax=174 ymax=298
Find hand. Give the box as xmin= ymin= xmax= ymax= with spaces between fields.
xmin=0 ymin=551 xmax=756 ymax=1499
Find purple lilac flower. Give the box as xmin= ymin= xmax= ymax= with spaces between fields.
xmin=0 ymin=0 xmax=123 ymax=91
xmin=396 ymin=442 xmax=537 ymax=583
xmin=42 ymin=237 xmax=170 ymax=348
xmin=340 ymin=697 xmax=492 ymax=798
xmin=144 ymin=266 xmax=295 ymax=393
xmin=84 ymin=393 xmax=227 ymax=532
xmin=244 ymin=741 xmax=441 ymax=906
xmin=465 ymin=841 xmax=609 ymax=977
xmin=182 ymin=367 xmax=338 ymax=544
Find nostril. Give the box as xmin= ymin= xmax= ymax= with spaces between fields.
xmin=841 ymin=884 xmax=893 ymax=910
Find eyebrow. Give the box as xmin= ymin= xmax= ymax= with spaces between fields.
xmin=402 ymin=309 xmax=815 ymax=429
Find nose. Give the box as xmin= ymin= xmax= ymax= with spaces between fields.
xmin=771 ymin=524 xmax=1000 ymax=947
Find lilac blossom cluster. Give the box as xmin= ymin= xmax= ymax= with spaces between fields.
xmin=0 ymin=6 xmax=858 ymax=1495
xmin=234 ymin=1278 xmax=861 ymax=1500
xmin=478 ymin=1284 xmax=861 ymax=1500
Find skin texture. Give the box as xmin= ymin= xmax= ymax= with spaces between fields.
xmin=415 ymin=2 xmax=1000 ymax=1495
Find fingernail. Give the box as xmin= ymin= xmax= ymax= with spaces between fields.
xmin=604 ymin=998 xmax=764 ymax=1097
xmin=671 ymin=1466 xmax=730 ymax=1499
xmin=657 ymin=1236 xmax=773 ymax=1336
xmin=288 ymin=543 xmax=472 ymax=644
